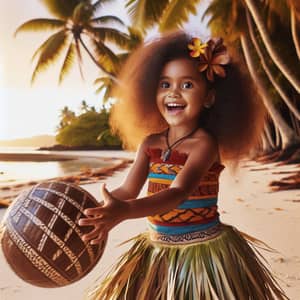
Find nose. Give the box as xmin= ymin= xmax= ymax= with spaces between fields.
xmin=167 ymin=84 xmax=181 ymax=98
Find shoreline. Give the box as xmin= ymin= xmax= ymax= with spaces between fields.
xmin=0 ymin=152 xmax=81 ymax=162
xmin=0 ymin=158 xmax=299 ymax=299
xmin=0 ymin=152 xmax=134 ymax=208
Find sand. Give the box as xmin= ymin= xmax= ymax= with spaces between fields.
xmin=0 ymin=152 xmax=299 ymax=300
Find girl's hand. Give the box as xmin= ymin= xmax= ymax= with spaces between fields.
xmin=78 ymin=184 xmax=129 ymax=245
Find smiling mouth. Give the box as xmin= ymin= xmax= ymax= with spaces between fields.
xmin=165 ymin=103 xmax=186 ymax=112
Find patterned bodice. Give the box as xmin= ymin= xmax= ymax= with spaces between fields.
xmin=146 ymin=148 xmax=225 ymax=243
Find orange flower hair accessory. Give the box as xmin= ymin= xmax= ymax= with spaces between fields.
xmin=187 ymin=38 xmax=207 ymax=57
xmin=188 ymin=37 xmax=230 ymax=82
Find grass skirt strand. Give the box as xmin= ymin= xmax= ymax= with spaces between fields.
xmin=87 ymin=224 xmax=289 ymax=300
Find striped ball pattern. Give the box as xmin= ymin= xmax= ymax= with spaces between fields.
xmin=1 ymin=181 xmax=106 ymax=287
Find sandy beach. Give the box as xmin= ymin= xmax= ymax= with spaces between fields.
xmin=0 ymin=151 xmax=299 ymax=300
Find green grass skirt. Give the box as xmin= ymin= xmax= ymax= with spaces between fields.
xmin=86 ymin=223 xmax=289 ymax=300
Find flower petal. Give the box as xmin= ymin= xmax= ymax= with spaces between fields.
xmin=212 ymin=65 xmax=226 ymax=77
xmin=198 ymin=63 xmax=208 ymax=72
xmin=212 ymin=52 xmax=230 ymax=65
xmin=190 ymin=50 xmax=200 ymax=57
xmin=207 ymin=67 xmax=214 ymax=82
xmin=194 ymin=38 xmax=201 ymax=46
xmin=188 ymin=44 xmax=195 ymax=50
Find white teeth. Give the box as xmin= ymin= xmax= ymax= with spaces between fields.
xmin=166 ymin=103 xmax=185 ymax=107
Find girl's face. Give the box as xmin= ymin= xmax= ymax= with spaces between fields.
xmin=156 ymin=58 xmax=209 ymax=128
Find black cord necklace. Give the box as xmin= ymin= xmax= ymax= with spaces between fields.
xmin=161 ymin=127 xmax=198 ymax=162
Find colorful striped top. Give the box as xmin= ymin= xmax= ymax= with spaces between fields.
xmin=146 ymin=148 xmax=225 ymax=240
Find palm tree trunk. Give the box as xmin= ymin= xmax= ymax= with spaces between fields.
xmin=264 ymin=120 xmax=276 ymax=150
xmin=240 ymin=34 xmax=300 ymax=149
xmin=289 ymin=95 xmax=300 ymax=135
xmin=274 ymin=122 xmax=281 ymax=148
xmin=75 ymin=39 xmax=84 ymax=80
xmin=246 ymin=10 xmax=300 ymax=120
xmin=290 ymin=5 xmax=300 ymax=59
xmin=78 ymin=36 xmax=118 ymax=82
xmin=260 ymin=130 xmax=270 ymax=153
xmin=244 ymin=0 xmax=300 ymax=93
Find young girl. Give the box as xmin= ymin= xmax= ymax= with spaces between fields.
xmin=79 ymin=31 xmax=289 ymax=300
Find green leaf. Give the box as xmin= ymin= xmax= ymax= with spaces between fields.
xmin=91 ymin=15 xmax=125 ymax=27
xmin=94 ymin=76 xmax=114 ymax=102
xmin=94 ymin=76 xmax=112 ymax=85
xmin=72 ymin=2 xmax=94 ymax=25
xmin=90 ymin=39 xmax=119 ymax=73
xmin=89 ymin=27 xmax=131 ymax=50
xmin=59 ymin=41 xmax=76 ymax=84
xmin=15 ymin=18 xmax=65 ymax=36
xmin=159 ymin=0 xmax=201 ymax=32
xmin=126 ymin=0 xmax=169 ymax=29
xmin=31 ymin=30 xmax=69 ymax=83
xmin=40 ymin=0 xmax=81 ymax=19
xmin=93 ymin=0 xmax=117 ymax=11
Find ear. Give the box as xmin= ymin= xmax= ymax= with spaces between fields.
xmin=204 ymin=89 xmax=216 ymax=107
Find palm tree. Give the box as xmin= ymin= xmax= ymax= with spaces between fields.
xmin=94 ymin=27 xmax=143 ymax=103
xmin=15 ymin=0 xmax=132 ymax=84
xmin=244 ymin=0 xmax=300 ymax=93
xmin=241 ymin=33 xmax=300 ymax=150
xmin=203 ymin=0 xmax=300 ymax=156
xmin=80 ymin=99 xmax=89 ymax=113
xmin=245 ymin=10 xmax=300 ymax=120
xmin=59 ymin=106 xmax=76 ymax=129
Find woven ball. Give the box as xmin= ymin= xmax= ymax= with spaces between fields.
xmin=1 ymin=181 xmax=106 ymax=288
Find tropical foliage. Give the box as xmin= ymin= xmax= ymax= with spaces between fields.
xmin=56 ymin=104 xmax=121 ymax=147
xmin=202 ymin=0 xmax=300 ymax=160
xmin=126 ymin=0 xmax=202 ymax=32
xmin=15 ymin=0 xmax=132 ymax=83
xmin=16 ymin=0 xmax=300 ymax=160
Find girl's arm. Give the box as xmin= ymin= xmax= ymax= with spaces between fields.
xmin=108 ymin=138 xmax=151 ymax=201
xmin=79 ymin=134 xmax=219 ymax=244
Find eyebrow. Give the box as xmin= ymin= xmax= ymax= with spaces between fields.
xmin=159 ymin=76 xmax=196 ymax=80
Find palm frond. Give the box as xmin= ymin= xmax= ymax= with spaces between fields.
xmin=91 ymin=15 xmax=125 ymax=27
xmin=159 ymin=0 xmax=201 ymax=32
xmin=31 ymin=30 xmax=69 ymax=83
xmin=127 ymin=26 xmax=144 ymax=49
xmin=95 ymin=82 xmax=113 ymax=103
xmin=202 ymin=0 xmax=223 ymax=20
xmin=40 ymin=0 xmax=80 ymax=19
xmin=59 ymin=41 xmax=76 ymax=84
xmin=15 ymin=19 xmax=65 ymax=36
xmin=88 ymin=27 xmax=131 ymax=50
xmin=92 ymin=0 xmax=116 ymax=11
xmin=126 ymin=0 xmax=169 ymax=29
xmin=89 ymin=39 xmax=119 ymax=73
xmin=72 ymin=2 xmax=94 ymax=25
xmin=95 ymin=85 xmax=106 ymax=94
xmin=75 ymin=38 xmax=84 ymax=80
xmin=117 ymin=52 xmax=130 ymax=64
xmin=94 ymin=76 xmax=112 ymax=85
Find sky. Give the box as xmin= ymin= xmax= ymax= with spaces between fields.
xmin=0 ymin=0 xmax=210 ymax=141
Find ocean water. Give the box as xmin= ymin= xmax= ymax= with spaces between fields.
xmin=0 ymin=147 xmax=129 ymax=187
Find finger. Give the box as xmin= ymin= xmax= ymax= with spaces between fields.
xmin=82 ymin=227 xmax=103 ymax=242
xmin=101 ymin=183 xmax=111 ymax=200
xmin=90 ymin=231 xmax=107 ymax=245
xmin=78 ymin=216 xmax=103 ymax=226
xmin=83 ymin=206 xmax=104 ymax=217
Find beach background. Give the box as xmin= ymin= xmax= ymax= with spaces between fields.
xmin=0 ymin=151 xmax=299 ymax=299
xmin=1 ymin=0 xmax=300 ymax=299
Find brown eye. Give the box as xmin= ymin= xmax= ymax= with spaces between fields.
xmin=160 ymin=81 xmax=170 ymax=88
xmin=182 ymin=81 xmax=193 ymax=89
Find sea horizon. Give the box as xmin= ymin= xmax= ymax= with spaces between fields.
xmin=0 ymin=148 xmax=134 ymax=188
